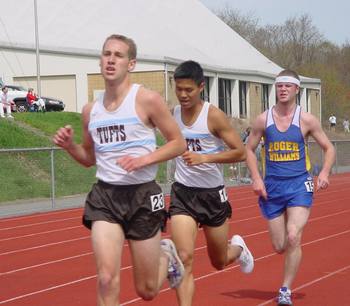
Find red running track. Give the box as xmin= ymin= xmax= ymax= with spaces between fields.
xmin=0 ymin=173 xmax=349 ymax=306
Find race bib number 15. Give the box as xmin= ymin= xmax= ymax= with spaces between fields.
xmin=304 ymin=180 xmax=314 ymax=192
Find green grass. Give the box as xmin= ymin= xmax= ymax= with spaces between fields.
xmin=0 ymin=112 xmax=168 ymax=203
xmin=15 ymin=112 xmax=83 ymax=143
xmin=0 ymin=118 xmax=51 ymax=148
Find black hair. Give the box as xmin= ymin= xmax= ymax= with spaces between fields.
xmin=174 ymin=60 xmax=204 ymax=86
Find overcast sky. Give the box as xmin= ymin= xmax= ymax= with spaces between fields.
xmin=200 ymin=0 xmax=349 ymax=45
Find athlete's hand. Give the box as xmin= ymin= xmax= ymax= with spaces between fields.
xmin=117 ymin=155 xmax=147 ymax=172
xmin=316 ymin=171 xmax=329 ymax=191
xmin=182 ymin=151 xmax=205 ymax=166
xmin=252 ymin=178 xmax=267 ymax=200
xmin=53 ymin=125 xmax=74 ymax=150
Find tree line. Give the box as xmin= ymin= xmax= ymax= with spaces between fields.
xmin=215 ymin=6 xmax=350 ymax=123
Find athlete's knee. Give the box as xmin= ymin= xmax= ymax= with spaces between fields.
xmin=97 ymin=272 xmax=119 ymax=295
xmin=178 ymin=249 xmax=194 ymax=269
xmin=287 ymin=230 xmax=301 ymax=248
xmin=135 ymin=280 xmax=159 ymax=301
xmin=272 ymin=240 xmax=287 ymax=254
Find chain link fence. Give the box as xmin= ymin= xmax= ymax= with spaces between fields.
xmin=0 ymin=140 xmax=349 ymax=214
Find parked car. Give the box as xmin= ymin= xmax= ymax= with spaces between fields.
xmin=40 ymin=96 xmax=65 ymax=112
xmin=3 ymin=85 xmax=65 ymax=112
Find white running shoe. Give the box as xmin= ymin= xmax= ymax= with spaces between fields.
xmin=231 ymin=235 xmax=254 ymax=273
xmin=277 ymin=287 xmax=292 ymax=305
xmin=160 ymin=238 xmax=185 ymax=289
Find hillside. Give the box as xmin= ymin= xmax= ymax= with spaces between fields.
xmin=0 ymin=112 xmax=167 ymax=203
xmin=0 ymin=112 xmax=95 ymax=203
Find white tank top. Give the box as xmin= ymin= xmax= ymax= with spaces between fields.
xmin=88 ymin=84 xmax=157 ymax=185
xmin=174 ymin=102 xmax=225 ymax=188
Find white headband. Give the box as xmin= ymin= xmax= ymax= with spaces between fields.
xmin=275 ymin=76 xmax=300 ymax=86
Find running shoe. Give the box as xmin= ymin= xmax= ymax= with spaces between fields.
xmin=277 ymin=287 xmax=292 ymax=305
xmin=160 ymin=238 xmax=185 ymax=288
xmin=231 ymin=235 xmax=254 ymax=273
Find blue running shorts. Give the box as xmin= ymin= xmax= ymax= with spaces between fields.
xmin=259 ymin=173 xmax=314 ymax=220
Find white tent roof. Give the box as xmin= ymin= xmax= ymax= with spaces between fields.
xmin=0 ymin=0 xmax=319 ymax=82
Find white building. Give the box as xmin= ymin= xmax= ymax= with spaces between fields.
xmin=0 ymin=0 xmax=321 ymax=120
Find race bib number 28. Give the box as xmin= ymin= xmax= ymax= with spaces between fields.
xmin=150 ymin=193 xmax=165 ymax=212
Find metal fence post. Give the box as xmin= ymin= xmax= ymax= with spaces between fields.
xmin=166 ymin=160 xmax=172 ymax=183
xmin=334 ymin=141 xmax=338 ymax=174
xmin=238 ymin=162 xmax=242 ymax=183
xmin=50 ymin=148 xmax=56 ymax=209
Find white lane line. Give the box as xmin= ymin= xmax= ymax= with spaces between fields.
xmin=1 ymin=227 xmax=349 ymax=305
xmin=257 ymin=264 xmax=350 ymax=306
xmin=0 ymin=226 xmax=83 ymax=242
xmin=0 ymin=216 xmax=80 ymax=231
xmin=121 ymin=229 xmax=350 ymax=305
xmin=0 ymin=207 xmax=83 ymax=223
xmin=0 ymin=265 xmax=133 ymax=304
xmin=0 ymin=236 xmax=89 ymax=256
xmin=1 ymin=206 xmax=349 ymax=261
xmin=0 ymin=252 xmax=93 ymax=276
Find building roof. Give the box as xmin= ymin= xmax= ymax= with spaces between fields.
xmin=0 ymin=0 xmax=319 ymax=83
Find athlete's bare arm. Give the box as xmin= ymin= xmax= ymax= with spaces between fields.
xmin=117 ymin=88 xmax=186 ymax=172
xmin=182 ymin=106 xmax=246 ymax=166
xmin=53 ymin=102 xmax=95 ymax=167
xmin=246 ymin=112 xmax=267 ymax=199
xmin=301 ymin=112 xmax=335 ymax=190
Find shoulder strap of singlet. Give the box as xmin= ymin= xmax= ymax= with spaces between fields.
xmin=266 ymin=107 xmax=274 ymax=128
xmin=291 ymin=105 xmax=301 ymax=127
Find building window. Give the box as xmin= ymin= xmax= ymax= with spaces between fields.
xmin=239 ymin=81 xmax=247 ymax=118
xmin=262 ymin=84 xmax=269 ymax=111
xmin=200 ymin=76 xmax=210 ymax=102
xmin=218 ymin=78 xmax=232 ymax=115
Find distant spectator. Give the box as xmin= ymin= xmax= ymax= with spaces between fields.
xmin=329 ymin=114 xmax=336 ymax=131
xmin=26 ymin=88 xmax=45 ymax=112
xmin=35 ymin=97 xmax=46 ymax=112
xmin=343 ymin=118 xmax=349 ymax=133
xmin=0 ymin=86 xmax=14 ymax=119
xmin=26 ymin=88 xmax=37 ymax=107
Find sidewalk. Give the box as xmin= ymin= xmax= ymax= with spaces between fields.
xmin=0 ymin=184 xmax=174 ymax=219
xmin=0 ymin=194 xmax=86 ymax=218
xmin=0 ymin=180 xmax=243 ymax=219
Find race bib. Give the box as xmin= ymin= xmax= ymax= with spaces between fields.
xmin=150 ymin=193 xmax=165 ymax=212
xmin=219 ymin=188 xmax=228 ymax=203
xmin=304 ymin=180 xmax=314 ymax=192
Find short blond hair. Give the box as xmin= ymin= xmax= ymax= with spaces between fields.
xmin=103 ymin=34 xmax=137 ymax=60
